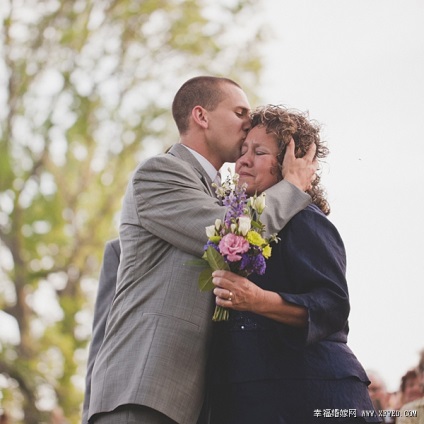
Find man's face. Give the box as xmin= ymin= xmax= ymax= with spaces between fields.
xmin=205 ymin=83 xmax=251 ymax=165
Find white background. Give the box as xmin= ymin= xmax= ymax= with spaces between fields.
xmin=259 ymin=0 xmax=424 ymax=392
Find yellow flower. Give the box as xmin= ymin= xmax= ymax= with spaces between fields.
xmin=247 ymin=231 xmax=265 ymax=247
xmin=262 ymin=244 xmax=272 ymax=259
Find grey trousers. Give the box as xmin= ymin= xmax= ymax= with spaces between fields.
xmin=90 ymin=405 xmax=178 ymax=424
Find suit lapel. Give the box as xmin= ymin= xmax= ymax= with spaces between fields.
xmin=167 ymin=144 xmax=217 ymax=198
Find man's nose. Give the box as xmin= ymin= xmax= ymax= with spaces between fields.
xmin=242 ymin=117 xmax=251 ymax=132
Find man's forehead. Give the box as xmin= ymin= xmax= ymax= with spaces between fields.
xmin=223 ymin=84 xmax=250 ymax=107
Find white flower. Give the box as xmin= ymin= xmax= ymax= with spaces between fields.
xmin=205 ymin=225 xmax=216 ymax=238
xmin=215 ymin=219 xmax=222 ymax=230
xmin=230 ymin=223 xmax=237 ymax=233
xmin=238 ymin=215 xmax=251 ymax=236
xmin=251 ymin=193 xmax=266 ymax=214
xmin=214 ymin=185 xmax=226 ymax=198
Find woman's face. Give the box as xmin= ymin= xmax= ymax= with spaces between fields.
xmin=235 ymin=125 xmax=280 ymax=196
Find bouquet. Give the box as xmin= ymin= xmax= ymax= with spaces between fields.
xmin=198 ymin=171 xmax=278 ymax=321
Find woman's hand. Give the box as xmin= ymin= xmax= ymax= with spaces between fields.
xmin=212 ymin=270 xmax=308 ymax=327
xmin=212 ymin=270 xmax=264 ymax=312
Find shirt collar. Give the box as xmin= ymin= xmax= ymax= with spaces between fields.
xmin=181 ymin=145 xmax=219 ymax=182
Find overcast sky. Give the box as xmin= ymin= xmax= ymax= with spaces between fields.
xmin=258 ymin=0 xmax=424 ymax=391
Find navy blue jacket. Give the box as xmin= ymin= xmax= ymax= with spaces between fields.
xmin=211 ymin=204 xmax=369 ymax=384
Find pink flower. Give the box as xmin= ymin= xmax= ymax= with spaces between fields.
xmin=218 ymin=233 xmax=250 ymax=262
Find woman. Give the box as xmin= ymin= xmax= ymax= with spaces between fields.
xmin=209 ymin=105 xmax=381 ymax=423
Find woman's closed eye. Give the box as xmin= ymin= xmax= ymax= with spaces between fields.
xmin=255 ymin=149 xmax=270 ymax=155
xmin=240 ymin=149 xmax=268 ymax=156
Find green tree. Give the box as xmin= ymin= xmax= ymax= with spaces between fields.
xmin=0 ymin=0 xmax=265 ymax=422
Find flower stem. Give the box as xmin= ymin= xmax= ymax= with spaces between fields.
xmin=212 ymin=305 xmax=229 ymax=321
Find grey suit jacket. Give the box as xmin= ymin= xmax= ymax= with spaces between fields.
xmin=82 ymin=238 xmax=120 ymax=424
xmin=88 ymin=143 xmax=310 ymax=424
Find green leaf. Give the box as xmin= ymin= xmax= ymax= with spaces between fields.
xmin=198 ymin=267 xmax=215 ymax=292
xmin=204 ymin=246 xmax=230 ymax=271
xmin=250 ymin=220 xmax=264 ymax=231
xmin=198 ymin=247 xmax=229 ymax=291
xmin=185 ymin=258 xmax=209 ymax=268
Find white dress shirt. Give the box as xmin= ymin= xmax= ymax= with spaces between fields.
xmin=181 ymin=145 xmax=220 ymax=184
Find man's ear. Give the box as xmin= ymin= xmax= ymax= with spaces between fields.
xmin=191 ymin=105 xmax=209 ymax=129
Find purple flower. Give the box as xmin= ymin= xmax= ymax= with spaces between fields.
xmin=240 ymin=251 xmax=266 ymax=275
xmin=204 ymin=240 xmax=219 ymax=252
xmin=222 ymin=186 xmax=248 ymax=226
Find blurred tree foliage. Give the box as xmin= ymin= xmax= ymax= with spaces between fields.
xmin=0 ymin=0 xmax=265 ymax=422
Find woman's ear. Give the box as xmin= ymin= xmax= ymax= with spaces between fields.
xmin=191 ymin=105 xmax=209 ymax=129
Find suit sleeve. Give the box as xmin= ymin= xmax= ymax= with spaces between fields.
xmin=133 ymin=154 xmax=311 ymax=257
xmin=260 ymin=180 xmax=311 ymax=237
xmin=81 ymin=239 xmax=120 ymax=424
xmin=278 ymin=206 xmax=350 ymax=345
xmin=133 ymin=155 xmax=222 ymax=257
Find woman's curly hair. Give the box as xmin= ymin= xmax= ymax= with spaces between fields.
xmin=250 ymin=105 xmax=330 ymax=215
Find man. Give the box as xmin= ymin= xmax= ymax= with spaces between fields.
xmin=87 ymin=76 xmax=315 ymax=424
xmin=82 ymin=239 xmax=120 ymax=424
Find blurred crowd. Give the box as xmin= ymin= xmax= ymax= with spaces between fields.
xmin=368 ymin=349 xmax=424 ymax=423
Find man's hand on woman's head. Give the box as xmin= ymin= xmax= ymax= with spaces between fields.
xmin=282 ymin=140 xmax=317 ymax=191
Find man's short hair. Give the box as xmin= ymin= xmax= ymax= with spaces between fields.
xmin=172 ymin=76 xmax=241 ymax=134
